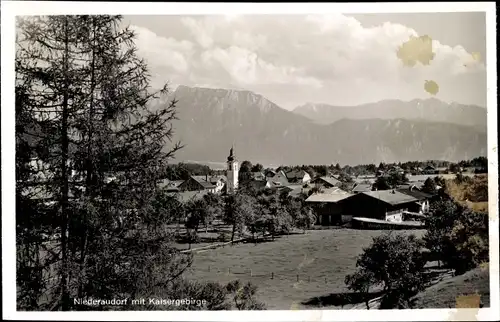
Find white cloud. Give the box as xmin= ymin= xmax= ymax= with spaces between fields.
xmin=130 ymin=25 xmax=193 ymax=73
xmin=129 ymin=14 xmax=486 ymax=108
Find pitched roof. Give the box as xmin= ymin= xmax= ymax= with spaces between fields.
xmin=265 ymin=169 xmax=276 ymax=176
xmin=158 ymin=179 xmax=185 ymax=189
xmin=396 ymin=188 xmax=433 ymax=200
xmin=398 ymin=182 xmax=424 ymax=190
xmin=267 ymin=173 xmax=289 ymax=187
xmin=249 ymin=180 xmax=269 ymax=190
xmin=251 ymin=172 xmax=266 ymax=180
xmin=361 ymin=190 xmax=418 ymax=205
xmin=352 ymin=183 xmax=372 ymax=193
xmin=167 ymin=190 xmax=209 ymax=203
xmin=306 ymin=188 xmax=352 ymax=203
xmin=313 ymin=176 xmax=341 ymax=187
xmin=191 ymin=175 xmax=225 ymax=188
xmin=283 ymin=184 xmax=304 ymax=191
xmin=285 ymin=169 xmax=308 ymax=180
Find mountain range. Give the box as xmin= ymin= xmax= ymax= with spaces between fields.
xmin=155 ymin=85 xmax=487 ymax=166
xmin=293 ymin=99 xmax=487 ymax=131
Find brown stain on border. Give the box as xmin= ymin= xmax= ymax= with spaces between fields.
xmin=448 ymin=294 xmax=481 ymax=321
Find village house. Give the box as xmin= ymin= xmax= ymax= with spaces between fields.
xmin=396 ymin=186 xmax=433 ymax=214
xmin=310 ymin=176 xmax=341 ymax=189
xmin=158 ymin=179 xmax=185 ymax=192
xmin=250 ymin=171 xmax=266 ymax=181
xmin=264 ymin=169 xmax=277 ymax=178
xmin=178 ymin=174 xmax=226 ymax=193
xmin=166 ymin=190 xmax=209 ymax=203
xmin=422 ymin=165 xmax=438 ymax=175
xmin=351 ymin=183 xmax=372 ymax=194
xmin=436 ymin=167 xmax=449 ymax=174
xmin=266 ymin=170 xmax=290 ymax=188
xmin=305 ymin=187 xmax=352 ymax=226
xmin=339 ymin=190 xmax=419 ymax=223
xmin=398 ymin=182 xmax=425 ymax=191
xmin=410 ymin=166 xmax=424 ymax=175
xmin=284 ymin=169 xmax=312 ymax=184
xmin=388 ymin=165 xmax=405 ymax=175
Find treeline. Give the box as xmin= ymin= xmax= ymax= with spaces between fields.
xmin=237 ymin=157 xmax=488 ymax=180
xmin=15 ymin=15 xmax=264 ymax=311
xmin=163 ymin=157 xmax=488 ymax=182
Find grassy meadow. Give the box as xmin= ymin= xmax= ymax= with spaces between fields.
xmin=183 ymin=229 xmax=425 ymax=310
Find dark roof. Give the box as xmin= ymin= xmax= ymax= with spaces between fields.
xmin=249 ymin=180 xmax=269 ymax=190
xmin=167 ymin=191 xmax=209 ymax=203
xmin=285 ymin=169 xmax=309 ymax=180
xmin=191 ymin=175 xmax=225 ymax=188
xmin=361 ymin=190 xmax=418 ymax=205
xmin=251 ymin=172 xmax=266 ymax=180
xmin=158 ymin=179 xmax=185 ymax=189
xmin=352 ymin=183 xmax=372 ymax=193
xmin=313 ymin=176 xmax=341 ymax=187
xmin=396 ymin=188 xmax=433 ymax=200
xmin=265 ymin=170 xmax=276 ymax=176
xmin=283 ymin=184 xmax=303 ymax=191
xmin=267 ymin=172 xmax=289 ymax=187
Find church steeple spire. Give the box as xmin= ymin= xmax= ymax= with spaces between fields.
xmin=226 ymin=144 xmax=239 ymax=193
xmin=227 ymin=144 xmax=235 ymax=162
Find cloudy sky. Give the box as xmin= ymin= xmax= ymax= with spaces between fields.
xmin=122 ymin=13 xmax=487 ymax=109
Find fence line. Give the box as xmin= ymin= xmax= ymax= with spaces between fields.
xmin=186 ymin=265 xmax=334 ymax=284
xmin=179 ymin=233 xmax=278 ymax=254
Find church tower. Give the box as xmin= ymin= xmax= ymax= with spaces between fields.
xmin=226 ymin=146 xmax=239 ymax=193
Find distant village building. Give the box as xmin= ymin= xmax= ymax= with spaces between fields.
xmin=396 ymin=186 xmax=433 ymax=214
xmin=305 ymin=187 xmax=352 ymax=226
xmin=267 ymin=170 xmax=289 ymax=187
xmin=351 ymin=183 xmax=372 ymax=194
xmin=284 ymin=169 xmax=311 ymax=184
xmin=178 ymin=175 xmax=226 ymax=193
xmin=264 ymin=169 xmax=276 ymax=178
xmin=340 ymin=190 xmax=420 ymax=223
xmin=250 ymin=171 xmax=266 ymax=181
xmin=310 ymin=176 xmax=341 ymax=189
xmin=158 ymin=179 xmax=185 ymax=192
xmin=422 ymin=165 xmax=438 ymax=175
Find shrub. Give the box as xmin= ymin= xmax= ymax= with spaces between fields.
xmin=345 ymin=233 xmax=427 ymax=309
xmin=424 ymin=199 xmax=489 ymax=274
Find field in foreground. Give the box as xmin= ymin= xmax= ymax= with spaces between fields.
xmin=183 ymin=229 xmax=425 ymax=310
xmin=411 ymin=264 xmax=490 ymax=308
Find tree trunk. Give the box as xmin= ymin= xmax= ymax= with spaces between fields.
xmin=230 ymin=223 xmax=236 ymax=243
xmin=60 ymin=16 xmax=71 ymax=311
xmin=78 ymin=17 xmax=97 ymax=299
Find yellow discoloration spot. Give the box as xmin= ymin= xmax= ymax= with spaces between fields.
xmin=290 ymin=301 xmax=300 ymax=310
xmin=424 ymin=80 xmax=439 ymax=95
xmin=472 ymin=52 xmax=481 ymax=62
xmin=448 ymin=294 xmax=481 ymax=321
xmin=479 ymin=262 xmax=489 ymax=271
xmin=397 ymin=35 xmax=435 ymax=67
xmin=456 ymin=294 xmax=481 ymax=308
xmin=464 ymin=52 xmax=482 ymax=68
